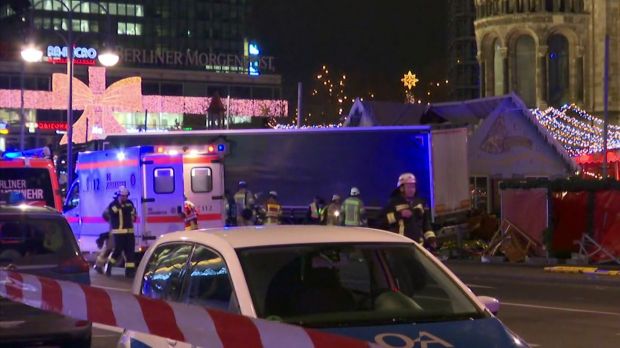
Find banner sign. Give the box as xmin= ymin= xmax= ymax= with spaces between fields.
xmin=120 ymin=48 xmax=275 ymax=72
xmin=47 ymin=45 xmax=98 ymax=65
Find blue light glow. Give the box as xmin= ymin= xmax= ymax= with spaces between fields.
xmin=249 ymin=43 xmax=260 ymax=56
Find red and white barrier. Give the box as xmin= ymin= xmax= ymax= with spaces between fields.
xmin=0 ymin=271 xmax=377 ymax=348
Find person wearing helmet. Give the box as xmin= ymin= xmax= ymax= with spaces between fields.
xmin=423 ymin=231 xmax=439 ymax=253
xmin=180 ymin=195 xmax=199 ymax=231
xmin=341 ymin=187 xmax=367 ymax=227
xmin=93 ymin=191 xmax=119 ymax=274
xmin=104 ymin=185 xmax=137 ymax=277
xmin=322 ymin=194 xmax=343 ymax=226
xmin=234 ymin=180 xmax=255 ymax=225
xmin=383 ymin=173 xmax=433 ymax=244
xmin=263 ymin=191 xmax=282 ymax=225
xmin=306 ymin=196 xmax=325 ymax=224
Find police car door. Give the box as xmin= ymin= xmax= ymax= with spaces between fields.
xmin=183 ymin=154 xmax=225 ymax=228
xmin=141 ymin=153 xmax=185 ymax=248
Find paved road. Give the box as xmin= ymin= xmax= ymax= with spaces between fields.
xmin=90 ymin=263 xmax=620 ymax=347
xmin=446 ymin=261 xmax=620 ymax=348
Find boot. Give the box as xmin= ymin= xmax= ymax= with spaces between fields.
xmin=103 ymin=261 xmax=112 ymax=277
xmin=93 ymin=264 xmax=103 ymax=274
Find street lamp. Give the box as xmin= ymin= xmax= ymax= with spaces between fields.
xmin=21 ymin=0 xmax=118 ymax=187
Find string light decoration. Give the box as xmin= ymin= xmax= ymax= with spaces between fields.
xmin=0 ymin=66 xmax=288 ymax=144
xmin=532 ymin=103 xmax=620 ymax=157
xmin=271 ymin=65 xmax=350 ymax=128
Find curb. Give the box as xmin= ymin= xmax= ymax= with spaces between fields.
xmin=544 ymin=266 xmax=620 ymax=276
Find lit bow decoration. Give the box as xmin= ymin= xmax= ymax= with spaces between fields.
xmin=52 ymin=73 xmax=143 ymax=144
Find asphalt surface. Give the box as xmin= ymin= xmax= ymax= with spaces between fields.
xmin=445 ymin=261 xmax=620 ymax=348
xmin=89 ymin=263 xmax=620 ymax=348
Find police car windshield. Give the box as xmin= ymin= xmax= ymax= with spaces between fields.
xmin=237 ymin=243 xmax=484 ymax=328
xmin=0 ymin=168 xmax=54 ymax=208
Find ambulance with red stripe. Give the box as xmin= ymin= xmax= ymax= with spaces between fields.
xmin=63 ymin=145 xmax=225 ymax=256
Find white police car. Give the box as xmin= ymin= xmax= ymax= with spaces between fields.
xmin=119 ymin=226 xmax=528 ymax=347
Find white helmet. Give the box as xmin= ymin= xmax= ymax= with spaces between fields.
xmin=269 ymin=190 xmax=278 ymax=197
xmin=332 ymin=194 xmax=341 ymax=201
xmin=350 ymin=187 xmax=360 ymax=196
xmin=118 ymin=185 xmax=129 ymax=196
xmin=397 ymin=172 xmax=416 ymax=187
xmin=424 ymin=231 xmax=436 ymax=240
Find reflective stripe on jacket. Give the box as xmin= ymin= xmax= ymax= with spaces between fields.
xmin=342 ymin=197 xmax=365 ymax=226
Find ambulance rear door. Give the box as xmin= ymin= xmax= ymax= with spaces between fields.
xmin=140 ymin=153 xmax=185 ymax=250
xmin=183 ymin=154 xmax=225 ymax=228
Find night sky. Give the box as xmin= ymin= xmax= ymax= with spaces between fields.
xmin=252 ymin=0 xmax=449 ymax=103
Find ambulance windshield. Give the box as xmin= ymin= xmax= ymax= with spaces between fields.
xmin=0 ymin=168 xmax=54 ymax=208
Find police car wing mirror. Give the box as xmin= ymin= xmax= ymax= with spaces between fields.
xmin=478 ymin=295 xmax=500 ymax=315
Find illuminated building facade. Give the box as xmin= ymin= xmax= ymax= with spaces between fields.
xmin=0 ymin=0 xmax=284 ymax=151
xmin=474 ymin=0 xmax=619 ymax=117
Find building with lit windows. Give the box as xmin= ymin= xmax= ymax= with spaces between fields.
xmin=474 ymin=0 xmax=619 ymax=117
xmin=0 ymin=1 xmax=285 ymax=151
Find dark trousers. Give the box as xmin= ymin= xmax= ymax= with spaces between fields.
xmin=110 ymin=233 xmax=135 ymax=268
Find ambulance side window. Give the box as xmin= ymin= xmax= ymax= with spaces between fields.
xmin=64 ymin=182 xmax=79 ymax=211
xmin=191 ymin=167 xmax=213 ymax=193
xmin=153 ymin=167 xmax=174 ymax=194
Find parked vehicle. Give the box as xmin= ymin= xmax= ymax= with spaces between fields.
xmin=63 ymin=146 xmax=224 ymax=255
xmin=101 ymin=126 xmax=471 ymax=225
xmin=0 ymin=204 xmax=91 ymax=346
xmin=0 ymin=149 xmax=62 ymax=211
xmin=118 ymin=225 xmax=527 ymax=348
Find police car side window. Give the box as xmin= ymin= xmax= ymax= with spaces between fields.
xmin=186 ymin=245 xmax=238 ymax=313
xmin=141 ymin=243 xmax=193 ymax=301
xmin=153 ymin=167 xmax=174 ymax=194
xmin=190 ymin=167 xmax=213 ymax=193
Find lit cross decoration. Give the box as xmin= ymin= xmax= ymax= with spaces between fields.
xmin=401 ymin=70 xmax=419 ymax=90
xmin=0 ymin=66 xmax=288 ymax=144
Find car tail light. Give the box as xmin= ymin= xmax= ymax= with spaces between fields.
xmin=57 ymin=255 xmax=90 ymax=273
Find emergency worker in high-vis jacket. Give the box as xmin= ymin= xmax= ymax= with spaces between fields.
xmin=234 ymin=180 xmax=255 ymax=226
xmin=341 ymin=187 xmax=366 ymax=226
xmin=104 ymin=186 xmax=137 ymax=277
xmin=263 ymin=191 xmax=282 ymax=225
xmin=383 ymin=173 xmax=433 ymax=243
xmin=181 ymin=196 xmax=199 ymax=230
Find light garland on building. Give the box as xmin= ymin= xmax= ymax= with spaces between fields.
xmin=0 ymin=66 xmax=288 ymax=144
xmin=532 ymin=104 xmax=620 ymax=157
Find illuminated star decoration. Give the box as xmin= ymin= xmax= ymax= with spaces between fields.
xmin=401 ymin=71 xmax=419 ymax=90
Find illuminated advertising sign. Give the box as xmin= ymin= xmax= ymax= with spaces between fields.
xmin=37 ymin=121 xmax=67 ymax=131
xmin=47 ymin=45 xmax=98 ymax=65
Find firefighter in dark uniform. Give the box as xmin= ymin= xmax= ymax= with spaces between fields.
xmin=104 ymin=186 xmax=137 ymax=277
xmin=383 ymin=173 xmax=434 ymax=244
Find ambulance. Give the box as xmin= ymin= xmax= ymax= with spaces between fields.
xmin=62 ymin=145 xmax=225 ymax=256
xmin=0 ymin=148 xmax=62 ymax=211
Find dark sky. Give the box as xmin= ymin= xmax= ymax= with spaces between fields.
xmin=252 ymin=0 xmax=449 ymax=102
